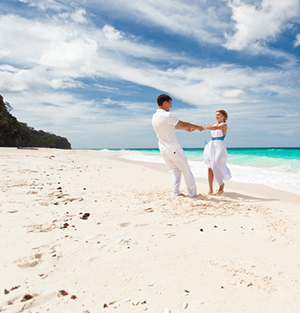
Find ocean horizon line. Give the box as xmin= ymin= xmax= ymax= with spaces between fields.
xmin=82 ymin=147 xmax=300 ymax=150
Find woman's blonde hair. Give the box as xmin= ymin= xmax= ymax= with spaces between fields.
xmin=217 ymin=110 xmax=228 ymax=122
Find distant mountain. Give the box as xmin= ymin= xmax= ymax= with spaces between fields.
xmin=0 ymin=95 xmax=71 ymax=149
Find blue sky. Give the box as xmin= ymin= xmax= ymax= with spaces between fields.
xmin=1 ymin=0 xmax=300 ymax=148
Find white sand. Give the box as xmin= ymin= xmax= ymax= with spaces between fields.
xmin=1 ymin=148 xmax=300 ymax=313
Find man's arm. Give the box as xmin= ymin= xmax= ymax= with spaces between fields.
xmin=175 ymin=120 xmax=204 ymax=132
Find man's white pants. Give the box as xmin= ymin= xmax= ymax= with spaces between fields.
xmin=161 ymin=147 xmax=197 ymax=198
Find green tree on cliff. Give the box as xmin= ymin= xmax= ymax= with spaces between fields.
xmin=0 ymin=95 xmax=71 ymax=149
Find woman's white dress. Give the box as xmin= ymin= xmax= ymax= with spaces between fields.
xmin=203 ymin=123 xmax=231 ymax=186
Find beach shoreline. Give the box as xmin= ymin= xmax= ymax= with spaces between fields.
xmin=1 ymin=148 xmax=300 ymax=312
xmin=104 ymin=149 xmax=300 ymax=204
xmin=102 ymin=147 xmax=300 ymax=197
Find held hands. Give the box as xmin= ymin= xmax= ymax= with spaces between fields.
xmin=186 ymin=128 xmax=196 ymax=132
xmin=178 ymin=120 xmax=207 ymax=132
xmin=185 ymin=125 xmax=205 ymax=132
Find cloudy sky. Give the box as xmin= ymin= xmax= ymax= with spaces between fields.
xmin=1 ymin=0 xmax=300 ymax=149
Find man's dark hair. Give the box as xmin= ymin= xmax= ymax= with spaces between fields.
xmin=157 ymin=94 xmax=172 ymax=106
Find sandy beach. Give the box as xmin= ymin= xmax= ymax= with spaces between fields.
xmin=1 ymin=148 xmax=300 ymax=313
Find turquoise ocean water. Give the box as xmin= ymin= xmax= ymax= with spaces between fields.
xmin=101 ymin=148 xmax=300 ymax=195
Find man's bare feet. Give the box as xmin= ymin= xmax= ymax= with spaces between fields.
xmin=174 ymin=193 xmax=186 ymax=197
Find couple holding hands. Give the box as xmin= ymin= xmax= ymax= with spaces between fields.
xmin=152 ymin=93 xmax=231 ymax=197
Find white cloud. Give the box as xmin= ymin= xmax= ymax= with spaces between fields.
xmin=94 ymin=84 xmax=119 ymax=91
xmin=0 ymin=13 xmax=192 ymax=94
xmin=71 ymin=8 xmax=87 ymax=23
xmin=102 ymin=98 xmax=115 ymax=105
xmin=102 ymin=25 xmax=124 ymax=41
xmin=294 ymin=34 xmax=300 ymax=47
xmin=224 ymin=0 xmax=300 ymax=51
xmin=0 ymin=64 xmax=18 ymax=73
xmin=1 ymin=11 xmax=299 ymax=107
xmin=17 ymin=0 xmax=65 ymax=12
xmin=221 ymin=89 xmax=245 ymax=98
xmin=102 ymin=98 xmax=154 ymax=112
xmin=84 ymin=0 xmax=230 ymax=45
xmin=13 ymin=0 xmax=300 ymax=59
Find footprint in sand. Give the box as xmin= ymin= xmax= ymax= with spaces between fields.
xmin=15 ymin=253 xmax=42 ymax=268
xmin=119 ymin=222 xmax=131 ymax=227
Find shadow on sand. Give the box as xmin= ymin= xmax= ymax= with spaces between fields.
xmin=223 ymin=191 xmax=278 ymax=202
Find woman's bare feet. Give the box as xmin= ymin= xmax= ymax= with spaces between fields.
xmin=205 ymin=189 xmax=214 ymax=196
xmin=216 ymin=184 xmax=224 ymax=195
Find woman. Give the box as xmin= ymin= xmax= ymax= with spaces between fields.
xmin=203 ymin=110 xmax=231 ymax=195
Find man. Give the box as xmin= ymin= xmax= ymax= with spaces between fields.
xmin=152 ymin=94 xmax=203 ymax=198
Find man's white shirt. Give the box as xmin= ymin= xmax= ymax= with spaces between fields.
xmin=152 ymin=109 xmax=181 ymax=153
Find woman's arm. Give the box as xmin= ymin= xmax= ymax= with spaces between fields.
xmin=204 ymin=123 xmax=227 ymax=131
